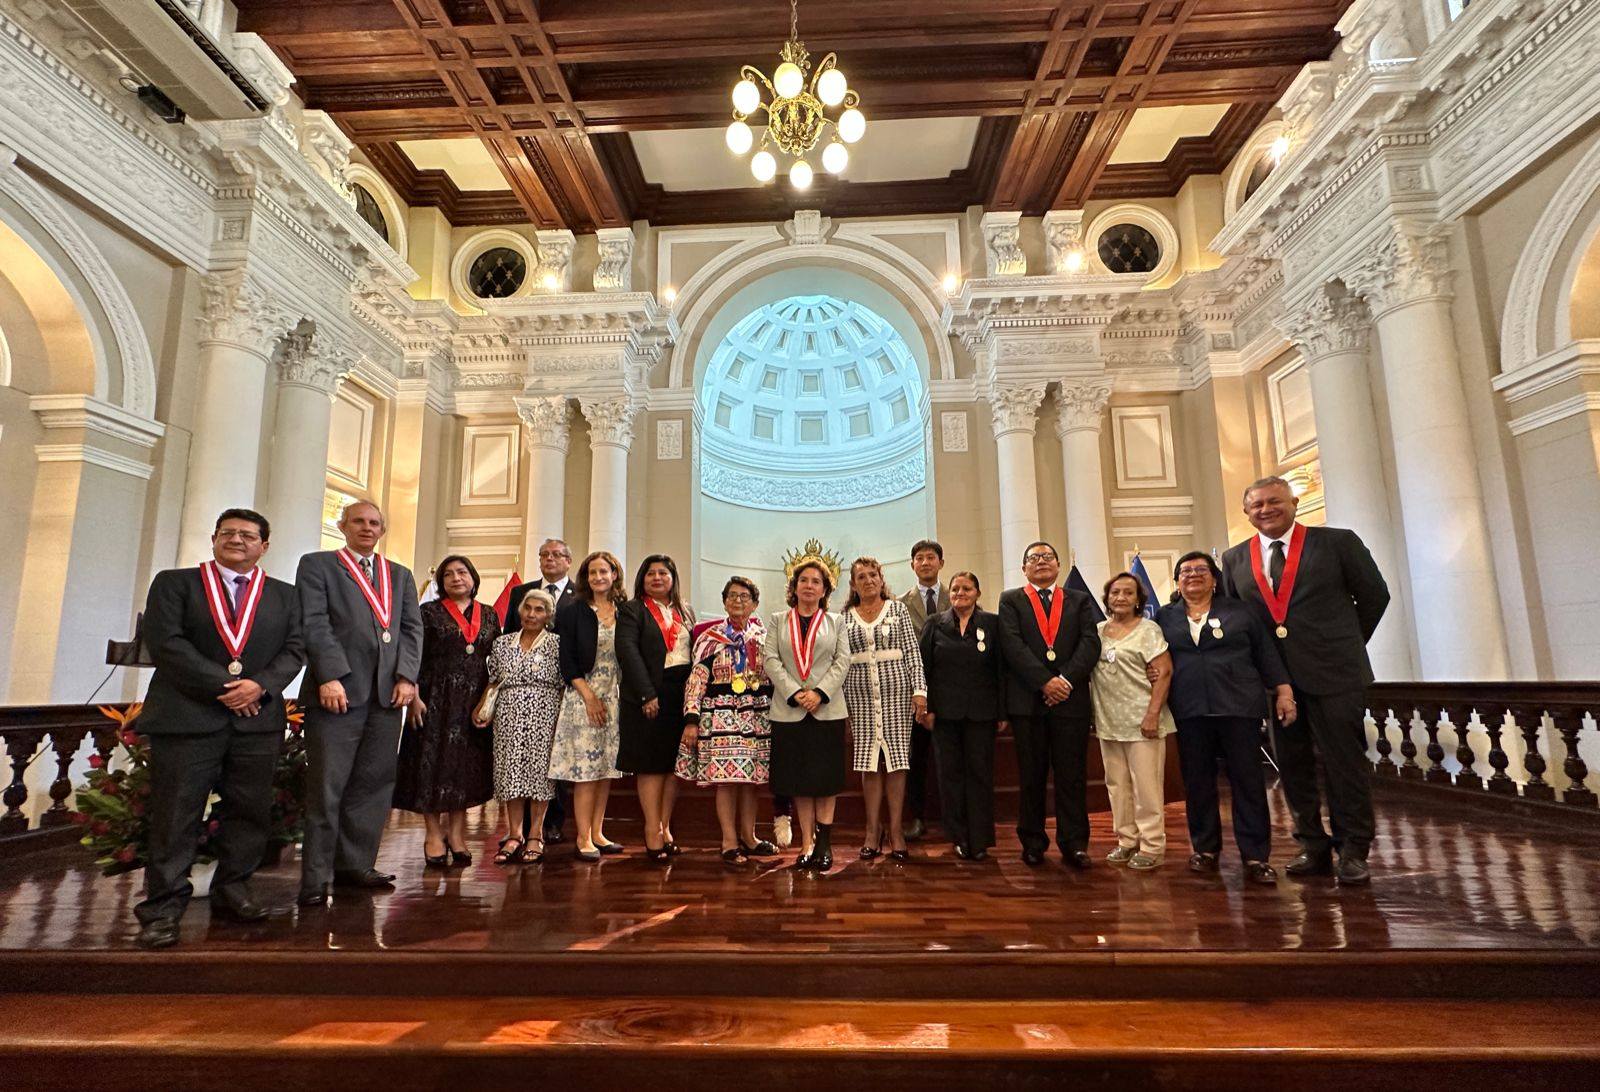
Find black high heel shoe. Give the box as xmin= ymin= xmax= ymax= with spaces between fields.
xmin=446 ymin=843 xmax=472 ymax=868
xmin=813 ymin=822 xmax=834 ymax=872
xmin=424 ymin=849 xmax=448 ymax=869
xmin=859 ymin=827 xmax=882 ymax=860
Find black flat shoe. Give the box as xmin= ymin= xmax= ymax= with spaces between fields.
xmin=889 ymin=849 xmax=909 ymax=862
xmin=971 ymin=848 xmax=988 ymax=861
xmin=1067 ymin=851 xmax=1092 ymax=870
xmin=596 ymin=841 xmax=625 ymax=856
xmin=333 ymin=868 xmax=396 ymax=889
xmin=1337 ymin=853 xmax=1371 ymax=886
xmin=1245 ymin=860 xmax=1278 ymax=885
xmin=210 ymin=897 xmax=269 ymax=923
xmin=795 ymin=851 xmax=816 ymax=870
xmin=1286 ymin=850 xmax=1334 ymax=877
xmin=296 ymin=887 xmax=328 ymax=907
xmin=136 ymin=918 xmax=180 ymax=949
xmin=739 ymin=839 xmax=779 ymax=857
xmin=1188 ymin=852 xmax=1220 ymax=873
xmin=647 ymin=846 xmax=671 ymax=862
xmin=574 ymin=847 xmax=602 ymax=862
xmin=425 ymin=851 xmax=449 ymax=869
xmin=543 ymin=827 xmax=566 ymax=844
xmin=447 ymin=846 xmax=472 ymax=868
xmin=720 ymin=847 xmax=746 ymax=863
xmin=1021 ymin=849 xmax=1044 ymax=866
xmin=953 ymin=843 xmax=970 ymax=860
xmin=664 ymin=841 xmax=682 ymax=856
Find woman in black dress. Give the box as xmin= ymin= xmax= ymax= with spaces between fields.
xmin=615 ymin=554 xmax=697 ymax=859
xmin=918 ymin=571 xmax=1006 ymax=860
xmin=396 ymin=555 xmax=499 ymax=867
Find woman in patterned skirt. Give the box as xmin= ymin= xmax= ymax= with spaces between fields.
xmin=676 ymin=575 xmax=777 ymax=862
xmin=548 ymin=550 xmax=627 ymax=861
xmin=476 ymin=587 xmax=562 ymax=865
xmin=395 ymin=555 xmax=498 ymax=868
xmin=843 ymin=557 xmax=927 ymax=862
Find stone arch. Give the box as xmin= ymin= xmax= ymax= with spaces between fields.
xmin=1500 ymin=134 xmax=1600 ymax=374
xmin=0 ymin=147 xmax=158 ymax=417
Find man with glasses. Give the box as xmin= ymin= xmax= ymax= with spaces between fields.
xmin=998 ymin=541 xmax=1102 ymax=868
xmin=505 ymin=537 xmax=577 ymax=842
xmin=133 ymin=509 xmax=305 ymax=948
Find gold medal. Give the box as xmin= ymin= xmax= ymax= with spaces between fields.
xmin=382 ymin=631 xmax=393 ymax=644
xmin=731 ymin=675 xmax=748 ymax=694
xmin=1275 ymin=624 xmax=1288 ymax=639
xmin=227 ymin=659 xmax=243 ymax=676
xmin=465 ymin=642 xmax=475 ymax=655
xmin=976 ymin=641 xmax=986 ymax=652
xmin=1046 ymin=648 xmax=1057 ymax=662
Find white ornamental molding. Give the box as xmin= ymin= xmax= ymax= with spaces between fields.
xmin=1345 ymin=222 xmax=1454 ymax=317
xmin=298 ymin=109 xmax=354 ymax=201
xmin=580 ymin=395 xmax=639 ymax=450
xmin=516 ymin=394 xmax=573 ymax=454
xmin=980 ymin=211 xmax=1026 ymax=277
xmin=535 ymin=229 xmax=576 ymax=292
xmin=787 ymin=209 xmax=829 ymax=246
xmin=274 ymin=320 xmax=355 ymax=396
xmin=1042 ymin=209 xmax=1086 ymax=275
xmin=986 ymin=382 xmax=1047 ymax=436
xmin=1054 ymin=381 xmax=1113 ymax=436
xmin=1276 ymin=286 xmax=1372 ymax=358
xmin=701 ymin=449 xmax=926 ymax=512
xmin=593 ymin=226 xmax=635 ymax=291
xmin=940 ymin=410 xmax=969 ymax=453
xmin=226 ymin=33 xmax=296 ymax=146
xmin=197 ymin=269 xmax=290 ymax=354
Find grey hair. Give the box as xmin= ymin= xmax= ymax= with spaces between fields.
xmin=1242 ymin=476 xmax=1294 ymax=504
xmin=519 ymin=587 xmax=557 ymax=616
xmin=340 ymin=499 xmax=384 ymax=523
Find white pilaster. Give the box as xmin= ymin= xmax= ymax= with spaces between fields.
xmin=581 ymin=395 xmax=638 ymax=565
xmin=987 ymin=382 xmax=1047 ymax=586
xmin=516 ymin=394 xmax=573 ymax=564
xmin=263 ymin=325 xmax=352 ymax=575
xmin=1054 ymin=381 xmax=1113 ymax=589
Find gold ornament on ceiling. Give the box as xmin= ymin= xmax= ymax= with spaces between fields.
xmin=726 ymin=0 xmax=866 ymax=190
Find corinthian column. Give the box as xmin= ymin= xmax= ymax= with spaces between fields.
xmin=264 ymin=324 xmax=352 ymax=574
xmin=516 ymin=394 xmax=573 ymax=565
xmin=1279 ymin=287 xmax=1413 ymax=679
xmin=987 ymin=383 xmax=1047 ymax=585
xmin=580 ymin=395 xmax=637 ymax=564
xmin=178 ymin=271 xmax=284 ymax=564
xmin=1350 ymin=224 xmax=1508 ymax=678
xmin=1054 ymin=381 xmax=1113 ymax=589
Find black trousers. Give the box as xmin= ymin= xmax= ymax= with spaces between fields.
xmin=1011 ymin=713 xmax=1091 ymax=854
xmin=136 ymin=726 xmax=280 ymax=925
xmin=931 ymin=718 xmax=996 ymax=850
xmin=906 ymin=723 xmax=937 ymax=822
xmin=1176 ymin=715 xmax=1271 ymax=862
xmin=1272 ymin=688 xmax=1376 ymax=855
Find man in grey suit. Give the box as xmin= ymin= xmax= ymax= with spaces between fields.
xmin=296 ymin=500 xmax=423 ymax=905
xmin=899 ymin=539 xmax=949 ymax=841
xmin=1221 ymin=476 xmax=1390 ymax=886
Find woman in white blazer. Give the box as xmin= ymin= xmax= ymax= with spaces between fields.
xmin=762 ymin=556 xmax=852 ymax=872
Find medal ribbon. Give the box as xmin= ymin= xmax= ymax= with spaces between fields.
xmin=1248 ymin=522 xmax=1307 ymax=627
xmin=722 ymin=620 xmax=749 ymax=674
xmin=789 ymin=609 xmax=823 ymax=682
xmin=443 ymin=598 xmax=481 ymax=646
xmin=337 ymin=548 xmax=393 ymax=631
xmin=644 ymin=598 xmax=680 ymax=650
xmin=1024 ymin=584 xmax=1064 ymax=650
xmin=199 ymin=561 xmax=264 ymax=664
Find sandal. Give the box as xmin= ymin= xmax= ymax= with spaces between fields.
xmin=522 ymin=838 xmax=545 ymax=864
xmin=494 ymin=837 xmax=525 ymax=865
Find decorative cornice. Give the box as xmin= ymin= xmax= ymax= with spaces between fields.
xmin=29 ymin=392 xmax=166 ymax=448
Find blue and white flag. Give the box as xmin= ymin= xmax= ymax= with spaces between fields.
xmin=1128 ymin=554 xmax=1161 ymax=620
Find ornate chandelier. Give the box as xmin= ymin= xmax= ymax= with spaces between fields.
xmin=725 ymin=0 xmax=866 ymax=190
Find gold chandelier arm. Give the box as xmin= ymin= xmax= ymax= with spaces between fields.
xmin=841 ymin=89 xmax=860 ymax=109
xmin=741 ymin=64 xmax=777 ymax=97
xmin=809 ymin=52 xmax=838 ymax=94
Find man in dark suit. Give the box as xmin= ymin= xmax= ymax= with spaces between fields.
xmin=504 ymin=536 xmax=576 ymax=843
xmin=296 ymin=500 xmax=423 ymax=905
xmin=1221 ymin=476 xmax=1390 ymax=885
xmin=898 ymin=538 xmax=950 ymax=841
xmin=998 ymin=540 xmax=1102 ymax=868
xmin=133 ymin=508 xmax=304 ymax=949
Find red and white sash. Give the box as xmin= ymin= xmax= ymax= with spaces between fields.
xmin=788 ymin=609 xmax=824 ymax=683
xmin=199 ymin=561 xmax=264 ymax=671
xmin=337 ymin=548 xmax=393 ymax=634
xmin=644 ymin=597 xmax=681 ymax=649
xmin=443 ymin=598 xmax=482 ymax=651
xmin=1249 ymin=523 xmax=1306 ymax=634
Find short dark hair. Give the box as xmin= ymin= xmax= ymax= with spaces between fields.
xmin=1173 ymin=550 xmax=1224 ymax=587
xmin=1103 ymin=572 xmax=1148 ymax=613
xmin=633 ymin=554 xmax=690 ymax=620
xmin=1022 ymin=540 xmax=1058 ymax=564
xmin=215 ymin=508 xmax=270 ymax=541
xmin=948 ymin=570 xmax=981 ymax=595
xmin=910 ymin=539 xmax=944 ymax=561
xmin=434 ymin=554 xmax=480 ymax=598
xmin=785 ymin=561 xmax=835 ymax=608
xmin=721 ymin=575 xmax=760 ymax=604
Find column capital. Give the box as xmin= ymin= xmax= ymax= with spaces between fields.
xmin=986 ymin=382 xmax=1047 ymax=437
xmin=980 ymin=210 xmax=1027 ymax=277
xmin=1347 ymin=223 xmax=1453 ymax=317
xmin=535 ymin=229 xmax=577 ymax=293
xmin=593 ymin=226 xmax=636 ymax=291
xmin=274 ymin=320 xmax=353 ymax=396
xmin=516 ymin=394 xmax=573 ymax=453
xmin=197 ymin=269 xmax=288 ymax=354
xmin=580 ymin=395 xmax=638 ymax=450
xmin=1277 ymin=286 xmax=1371 ymax=359
xmin=1054 ymin=381 xmax=1112 ymax=436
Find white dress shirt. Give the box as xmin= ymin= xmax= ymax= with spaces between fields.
xmin=1257 ymin=523 xmax=1299 ymax=589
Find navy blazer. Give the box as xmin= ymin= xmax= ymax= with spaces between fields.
xmin=1156 ymin=597 xmax=1289 ymax=722
xmin=920 ymin=608 xmax=1005 ymax=722
xmin=553 ymin=598 xmax=602 ymax=684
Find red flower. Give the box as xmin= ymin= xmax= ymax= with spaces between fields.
xmin=114 ymin=845 xmax=137 ymax=863
xmin=91 ymin=821 xmax=110 ymax=836
xmin=88 ymin=754 xmax=104 ymax=769
xmin=130 ymin=801 xmax=145 ymax=817
xmin=207 ymin=819 xmax=220 ymax=834
xmin=71 ymin=811 xmax=90 ymax=826
xmin=101 ymin=781 xmax=118 ymax=797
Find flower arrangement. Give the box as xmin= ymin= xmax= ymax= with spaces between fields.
xmin=71 ymin=701 xmax=308 ymax=875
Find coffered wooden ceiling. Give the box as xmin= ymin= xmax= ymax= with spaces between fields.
xmin=235 ymin=0 xmax=1350 ymax=231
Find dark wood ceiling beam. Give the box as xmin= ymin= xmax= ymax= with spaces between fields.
xmin=360 ymin=142 xmax=525 ymax=224
xmin=1092 ymin=100 xmax=1272 ymax=199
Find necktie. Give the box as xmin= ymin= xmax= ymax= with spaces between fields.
xmin=1038 ymin=588 xmax=1052 ymax=612
xmin=1269 ymin=540 xmax=1286 ymax=592
xmin=925 ymin=588 xmax=935 ymax=614
xmin=232 ymin=575 xmax=249 ymax=618
xmin=360 ymin=555 xmax=374 ymax=585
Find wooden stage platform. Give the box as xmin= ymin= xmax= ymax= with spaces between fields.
xmin=4 ymin=780 xmax=1600 ymax=1088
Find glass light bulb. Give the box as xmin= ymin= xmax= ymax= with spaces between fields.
xmin=751 ymin=150 xmax=777 ymax=182
xmin=732 ymin=79 xmax=761 ymax=115
xmin=789 ymin=159 xmax=814 ymax=190
xmin=821 ymin=141 xmax=848 ymax=174
xmin=774 ymin=62 xmax=804 ymax=99
xmin=817 ymin=67 xmax=847 ymax=107
xmin=838 ymin=107 xmax=866 ymax=144
xmin=725 ymin=120 xmax=753 ymax=155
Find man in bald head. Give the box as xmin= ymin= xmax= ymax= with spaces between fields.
xmin=295 ymin=500 xmax=423 ymax=906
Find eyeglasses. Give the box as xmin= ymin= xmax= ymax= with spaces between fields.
xmin=538 ymin=550 xmax=570 ymax=559
xmin=215 ymin=530 xmax=262 ymax=543
xmin=724 ymin=592 xmax=754 ymax=602
xmin=1023 ymin=552 xmax=1057 ymax=565
xmin=1176 ymin=567 xmax=1212 ymax=578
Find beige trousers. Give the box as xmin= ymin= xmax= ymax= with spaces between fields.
xmin=1099 ymin=736 xmax=1167 ymax=856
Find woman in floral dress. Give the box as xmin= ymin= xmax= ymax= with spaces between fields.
xmin=676 ymin=575 xmax=777 ymax=862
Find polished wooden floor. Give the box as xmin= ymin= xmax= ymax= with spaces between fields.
xmin=4 ymin=780 xmax=1599 ymax=958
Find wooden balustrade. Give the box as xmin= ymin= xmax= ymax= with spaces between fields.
xmin=0 ymin=705 xmax=127 ymax=846
xmin=1366 ymin=683 xmax=1599 ymax=809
